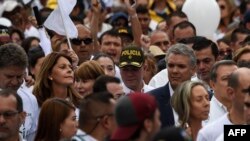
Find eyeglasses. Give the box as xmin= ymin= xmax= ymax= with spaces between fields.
xmin=154 ymin=41 xmax=170 ymax=46
xmin=70 ymin=38 xmax=93 ymax=45
xmin=219 ymin=49 xmax=232 ymax=56
xmin=0 ymin=111 xmax=19 ymax=119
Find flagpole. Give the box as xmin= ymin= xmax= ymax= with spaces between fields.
xmin=57 ymin=0 xmax=74 ymax=50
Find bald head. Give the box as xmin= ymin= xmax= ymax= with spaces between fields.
xmin=228 ymin=68 xmax=250 ymax=114
xmin=228 ymin=68 xmax=250 ymax=89
xmin=76 ymin=24 xmax=91 ymax=35
xmin=72 ymin=24 xmax=94 ymax=64
xmin=150 ymin=30 xmax=170 ymax=52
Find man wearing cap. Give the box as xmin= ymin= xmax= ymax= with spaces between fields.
xmin=0 ymin=28 xmax=11 ymax=46
xmin=148 ymin=43 xmax=196 ymax=128
xmin=119 ymin=45 xmax=154 ymax=95
xmin=117 ymin=27 xmax=134 ymax=47
xmin=110 ymin=93 xmax=161 ymax=141
xmin=110 ymin=12 xmax=129 ymax=29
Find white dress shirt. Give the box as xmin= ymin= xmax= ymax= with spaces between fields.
xmin=122 ymin=82 xmax=155 ymax=95
xmin=206 ymin=96 xmax=228 ymax=124
xmin=197 ymin=113 xmax=232 ymax=141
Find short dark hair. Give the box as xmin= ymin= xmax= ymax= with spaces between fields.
xmin=0 ymin=43 xmax=28 ymax=69
xmin=9 ymin=28 xmax=24 ymax=41
xmin=136 ymin=5 xmax=149 ymax=15
xmin=70 ymin=15 xmax=84 ymax=24
xmin=93 ymin=75 xmax=121 ymax=93
xmin=21 ymin=36 xmax=40 ymax=53
xmin=173 ymin=21 xmax=196 ymax=37
xmin=217 ymin=38 xmax=230 ymax=45
xmin=178 ymin=36 xmax=206 ymax=45
xmin=192 ymin=37 xmax=219 ymax=59
xmin=0 ymin=89 xmax=23 ymax=112
xmin=210 ymin=60 xmax=236 ymax=82
xmin=99 ymin=29 xmax=121 ymax=44
xmin=166 ymin=11 xmax=187 ymax=25
xmin=231 ymin=27 xmax=250 ymax=43
xmin=28 ymin=46 xmax=45 ymax=68
xmin=92 ymin=52 xmax=115 ymax=66
xmin=79 ymin=92 xmax=114 ymax=131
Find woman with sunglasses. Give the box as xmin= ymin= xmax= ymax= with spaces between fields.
xmin=216 ymin=0 xmax=236 ymax=36
xmin=217 ymin=38 xmax=233 ymax=60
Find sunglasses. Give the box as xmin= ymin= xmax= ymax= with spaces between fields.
xmin=70 ymin=38 xmax=93 ymax=45
xmin=219 ymin=49 xmax=232 ymax=56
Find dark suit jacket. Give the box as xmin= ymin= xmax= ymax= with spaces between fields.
xmin=148 ymin=83 xmax=174 ymax=128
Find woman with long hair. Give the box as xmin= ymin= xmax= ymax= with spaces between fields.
xmin=35 ymin=98 xmax=78 ymax=141
xmin=171 ymin=81 xmax=210 ymax=141
xmin=33 ymin=52 xmax=82 ymax=108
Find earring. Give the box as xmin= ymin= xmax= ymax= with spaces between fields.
xmin=60 ymin=128 xmax=62 ymax=132
xmin=49 ymin=77 xmax=53 ymax=80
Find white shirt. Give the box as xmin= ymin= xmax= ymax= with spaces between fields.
xmin=115 ymin=65 xmax=122 ymax=81
xmin=215 ymin=133 xmax=224 ymax=141
xmin=206 ymin=96 xmax=228 ymax=124
xmin=72 ymin=129 xmax=98 ymax=141
xmin=122 ymin=82 xmax=155 ymax=95
xmin=17 ymin=83 xmax=39 ymax=141
xmin=168 ymin=83 xmax=180 ymax=126
xmin=197 ymin=113 xmax=232 ymax=141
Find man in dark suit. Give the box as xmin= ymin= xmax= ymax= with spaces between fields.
xmin=148 ymin=43 xmax=196 ymax=128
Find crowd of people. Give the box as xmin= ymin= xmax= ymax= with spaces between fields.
xmin=0 ymin=0 xmax=250 ymax=141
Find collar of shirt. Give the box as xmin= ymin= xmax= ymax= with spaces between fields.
xmin=76 ymin=129 xmax=97 ymax=141
xmin=122 ymin=82 xmax=152 ymax=95
xmin=212 ymin=96 xmax=228 ymax=112
xmin=168 ymin=83 xmax=174 ymax=97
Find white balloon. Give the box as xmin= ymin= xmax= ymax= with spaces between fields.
xmin=182 ymin=0 xmax=220 ymax=40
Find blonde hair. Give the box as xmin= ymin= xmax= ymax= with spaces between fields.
xmin=233 ymin=47 xmax=250 ymax=62
xmin=171 ymin=80 xmax=206 ymax=127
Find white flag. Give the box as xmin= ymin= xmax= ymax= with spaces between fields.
xmin=44 ymin=0 xmax=78 ymax=38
